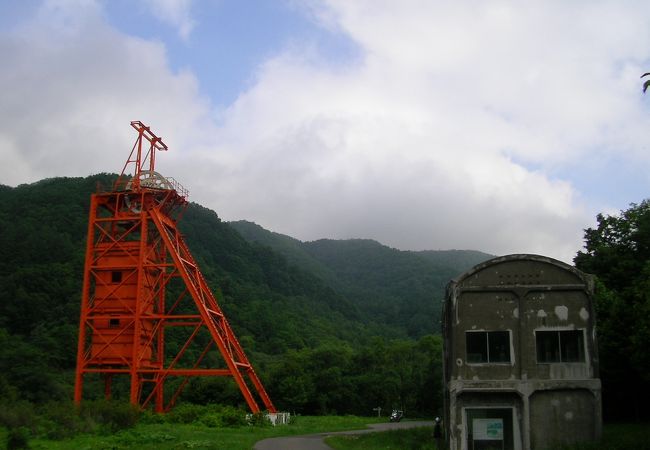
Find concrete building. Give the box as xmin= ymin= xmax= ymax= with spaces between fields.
xmin=442 ymin=254 xmax=601 ymax=450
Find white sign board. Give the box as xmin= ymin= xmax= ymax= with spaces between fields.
xmin=473 ymin=418 xmax=504 ymax=441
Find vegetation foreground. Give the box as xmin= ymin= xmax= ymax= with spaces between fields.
xmin=326 ymin=426 xmax=436 ymax=450
xmin=326 ymin=422 xmax=650 ymax=450
xmin=4 ymin=412 xmax=647 ymax=450
xmin=2 ymin=178 xmax=650 ymax=449
xmin=0 ymin=403 xmax=384 ymax=450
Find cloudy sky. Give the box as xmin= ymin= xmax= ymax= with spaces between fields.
xmin=2 ymin=0 xmax=650 ymax=263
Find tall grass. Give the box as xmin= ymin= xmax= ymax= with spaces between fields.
xmin=327 ymin=427 xmax=437 ymax=450
xmin=6 ymin=400 xmax=646 ymax=450
xmin=326 ymin=422 xmax=650 ymax=450
xmin=550 ymin=423 xmax=650 ymax=450
xmin=21 ymin=412 xmax=383 ymax=450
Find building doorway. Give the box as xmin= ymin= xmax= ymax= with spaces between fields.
xmin=465 ymin=408 xmax=514 ymax=450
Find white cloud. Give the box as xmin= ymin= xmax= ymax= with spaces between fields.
xmin=0 ymin=0 xmax=211 ymax=186
xmin=195 ymin=0 xmax=650 ymax=262
xmin=143 ymin=0 xmax=195 ymax=41
xmin=1 ymin=0 xmax=650 ymax=263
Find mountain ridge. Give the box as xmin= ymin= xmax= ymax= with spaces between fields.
xmin=229 ymin=219 xmax=494 ymax=336
xmin=0 ymin=175 xmax=487 ymax=413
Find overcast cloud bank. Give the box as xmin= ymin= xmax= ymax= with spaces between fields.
xmin=1 ymin=0 xmax=650 ymax=262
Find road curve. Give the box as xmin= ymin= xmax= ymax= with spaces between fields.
xmin=254 ymin=420 xmax=433 ymax=450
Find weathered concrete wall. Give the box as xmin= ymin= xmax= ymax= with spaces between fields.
xmin=443 ymin=254 xmax=602 ymax=450
xmin=529 ymin=389 xmax=599 ymax=449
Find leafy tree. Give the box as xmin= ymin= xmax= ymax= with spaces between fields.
xmin=642 ymin=72 xmax=650 ymax=93
xmin=574 ymin=200 xmax=650 ymax=420
xmin=0 ymin=175 xmax=447 ymax=419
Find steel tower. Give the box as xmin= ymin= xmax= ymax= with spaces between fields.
xmin=74 ymin=121 xmax=275 ymax=413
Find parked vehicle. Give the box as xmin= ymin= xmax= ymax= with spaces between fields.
xmin=389 ymin=409 xmax=404 ymax=422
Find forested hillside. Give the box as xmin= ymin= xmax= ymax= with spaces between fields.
xmin=230 ymin=220 xmax=492 ymax=336
xmin=1 ymin=175 xmax=648 ymax=429
xmin=0 ymin=175 xmax=446 ymax=417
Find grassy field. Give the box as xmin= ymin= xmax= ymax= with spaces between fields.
xmin=326 ymin=426 xmax=437 ymax=450
xmin=326 ymin=422 xmax=650 ymax=450
xmin=24 ymin=415 xmax=383 ymax=450
xmin=8 ymin=415 xmax=650 ymax=450
xmin=553 ymin=422 xmax=650 ymax=450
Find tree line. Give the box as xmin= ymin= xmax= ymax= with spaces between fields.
xmin=0 ymin=175 xmax=648 ymax=424
xmin=0 ymin=175 xmax=442 ymax=418
xmin=574 ymin=199 xmax=650 ymax=421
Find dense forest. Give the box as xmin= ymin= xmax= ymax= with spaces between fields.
xmin=230 ymin=220 xmax=491 ymax=337
xmin=574 ymin=200 xmax=650 ymax=421
xmin=0 ymin=175 xmax=476 ymax=420
xmin=0 ymin=174 xmax=648 ymax=437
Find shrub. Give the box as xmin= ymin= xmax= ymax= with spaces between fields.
xmin=139 ymin=409 xmax=168 ymax=424
xmin=195 ymin=405 xmax=246 ymax=428
xmin=80 ymin=399 xmax=140 ymax=433
xmin=0 ymin=401 xmax=37 ymax=431
xmin=6 ymin=427 xmax=30 ymax=450
xmin=166 ymin=403 xmax=247 ymax=427
xmin=166 ymin=403 xmax=207 ymax=424
xmin=39 ymin=401 xmax=91 ymax=439
xmin=248 ymin=411 xmax=271 ymax=427
xmin=199 ymin=412 xmax=222 ymax=428
xmin=217 ymin=406 xmax=247 ymax=427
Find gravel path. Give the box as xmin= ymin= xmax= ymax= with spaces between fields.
xmin=253 ymin=420 xmax=433 ymax=450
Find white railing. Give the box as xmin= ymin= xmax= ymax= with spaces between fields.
xmin=166 ymin=176 xmax=189 ymax=200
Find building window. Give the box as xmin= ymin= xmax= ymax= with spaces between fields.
xmin=466 ymin=331 xmax=511 ymax=364
xmin=109 ymin=318 xmax=120 ymax=328
xmin=536 ymin=330 xmax=585 ymax=363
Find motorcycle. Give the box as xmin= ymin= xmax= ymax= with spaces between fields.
xmin=389 ymin=409 xmax=404 ymax=422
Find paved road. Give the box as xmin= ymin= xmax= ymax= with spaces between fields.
xmin=254 ymin=420 xmax=433 ymax=450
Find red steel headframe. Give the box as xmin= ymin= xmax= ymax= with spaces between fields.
xmin=74 ymin=121 xmax=275 ymax=413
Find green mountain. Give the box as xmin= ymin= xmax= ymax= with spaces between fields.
xmin=230 ymin=220 xmax=493 ymax=336
xmin=229 ymin=220 xmax=339 ymax=286
xmin=0 ymin=175 xmax=644 ymax=422
xmin=0 ymin=176 xmax=379 ymax=401
xmin=0 ymin=175 xmax=485 ymax=416
xmin=416 ymin=249 xmax=498 ymax=275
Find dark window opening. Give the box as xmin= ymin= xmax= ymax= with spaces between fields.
xmin=466 ymin=331 xmax=511 ymax=364
xmin=489 ymin=331 xmax=511 ymax=363
xmin=111 ymin=271 xmax=122 ymax=283
xmin=536 ymin=330 xmax=584 ymax=363
xmin=109 ymin=318 xmax=120 ymax=328
xmin=467 ymin=331 xmax=488 ymax=363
